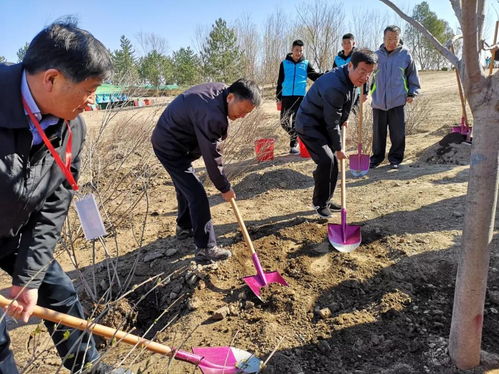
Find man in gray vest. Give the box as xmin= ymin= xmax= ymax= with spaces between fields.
xmin=369 ymin=25 xmax=421 ymax=169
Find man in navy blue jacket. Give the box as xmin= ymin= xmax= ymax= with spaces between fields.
xmin=276 ymin=40 xmax=321 ymax=154
xmin=152 ymin=79 xmax=261 ymax=263
xmin=0 ymin=21 xmax=130 ymax=374
xmin=296 ymin=50 xmax=377 ymax=218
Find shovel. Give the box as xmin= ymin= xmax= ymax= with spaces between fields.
xmin=229 ymin=198 xmax=288 ymax=299
xmin=328 ymin=126 xmax=362 ymax=252
xmin=449 ymin=43 xmax=471 ymax=139
xmin=0 ymin=295 xmax=261 ymax=374
xmin=349 ymin=90 xmax=369 ymax=177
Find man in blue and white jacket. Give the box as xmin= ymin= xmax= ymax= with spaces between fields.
xmin=276 ymin=39 xmax=321 ymax=154
xmin=370 ymin=25 xmax=421 ymax=169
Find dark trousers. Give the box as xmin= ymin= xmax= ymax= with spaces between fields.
xmin=371 ymin=105 xmax=406 ymax=165
xmin=280 ymin=96 xmax=303 ymax=147
xmin=154 ymin=150 xmax=216 ymax=249
xmin=296 ymin=128 xmax=339 ymax=207
xmin=0 ymin=256 xmax=99 ymax=374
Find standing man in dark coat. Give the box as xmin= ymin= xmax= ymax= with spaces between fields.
xmin=0 ymin=21 xmax=129 ymax=373
xmin=296 ymin=50 xmax=377 ymax=218
xmin=151 ymin=79 xmax=261 ymax=263
xmin=276 ymin=40 xmax=321 ymax=154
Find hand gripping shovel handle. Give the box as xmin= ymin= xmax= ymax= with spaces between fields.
xmin=0 ymin=295 xmax=215 ymax=368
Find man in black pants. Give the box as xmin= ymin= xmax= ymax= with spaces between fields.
xmin=0 ymin=21 xmax=129 ymax=374
xmin=296 ymin=50 xmax=377 ymax=218
xmin=151 ymin=79 xmax=261 ymax=263
xmin=276 ymin=40 xmax=321 ymax=154
xmin=369 ymin=25 xmax=420 ymax=169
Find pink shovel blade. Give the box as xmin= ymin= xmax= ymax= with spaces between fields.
xmin=243 ymin=253 xmax=288 ymax=299
xmin=327 ymin=209 xmax=361 ymax=252
xmin=191 ymin=346 xmax=262 ymax=373
xmin=243 ymin=271 xmax=289 ymax=299
xmin=349 ymin=154 xmax=370 ymax=177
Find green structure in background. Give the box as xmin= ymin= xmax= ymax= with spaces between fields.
xmin=93 ymin=83 xmax=180 ymax=109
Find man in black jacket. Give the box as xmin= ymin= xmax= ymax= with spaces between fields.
xmin=151 ymin=79 xmax=260 ymax=263
xmin=296 ymin=49 xmax=377 ymax=218
xmin=0 ymin=21 xmax=128 ymax=374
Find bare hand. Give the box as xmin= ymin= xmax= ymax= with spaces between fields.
xmin=7 ymin=286 xmax=38 ymax=323
xmin=335 ymin=151 xmax=347 ymax=160
xmin=406 ymin=97 xmax=414 ymax=103
xmin=341 ymin=121 xmax=348 ymax=127
xmin=361 ymin=94 xmax=368 ymax=103
xmin=221 ymin=189 xmax=236 ymax=202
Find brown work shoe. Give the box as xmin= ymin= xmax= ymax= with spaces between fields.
xmin=195 ymin=246 xmax=232 ymax=263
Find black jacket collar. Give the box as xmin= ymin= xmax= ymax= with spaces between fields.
xmin=0 ymin=63 xmax=29 ymax=129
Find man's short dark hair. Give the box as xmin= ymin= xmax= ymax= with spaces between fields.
xmin=228 ymin=79 xmax=261 ymax=107
xmin=292 ymin=40 xmax=304 ymax=48
xmin=350 ymin=49 xmax=378 ymax=68
xmin=23 ymin=19 xmax=113 ymax=83
xmin=342 ymin=33 xmax=355 ymax=40
xmin=384 ymin=25 xmax=401 ymax=35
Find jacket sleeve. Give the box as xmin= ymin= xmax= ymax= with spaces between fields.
xmin=276 ymin=62 xmax=284 ymax=101
xmin=406 ymin=54 xmax=421 ymax=97
xmin=307 ymin=62 xmax=322 ymax=81
xmin=322 ymin=87 xmax=345 ymax=151
xmin=194 ymin=113 xmax=231 ymax=193
xmin=13 ymin=119 xmax=86 ymax=288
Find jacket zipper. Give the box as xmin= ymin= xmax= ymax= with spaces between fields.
xmin=292 ymin=63 xmax=296 ymax=96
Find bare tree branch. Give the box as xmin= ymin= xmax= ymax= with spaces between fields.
xmin=477 ymin=0 xmax=486 ymax=41
xmin=450 ymin=0 xmax=463 ymax=28
xmin=379 ymin=0 xmax=460 ymax=66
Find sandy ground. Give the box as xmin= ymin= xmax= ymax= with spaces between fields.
xmin=2 ymin=71 xmax=498 ymax=374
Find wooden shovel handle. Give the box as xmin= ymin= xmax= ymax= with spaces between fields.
xmin=358 ymin=89 xmax=364 ymax=147
xmin=229 ymin=198 xmax=257 ymax=255
xmin=341 ymin=125 xmax=347 ymax=209
xmin=449 ymin=43 xmax=468 ymax=123
xmin=0 ymin=294 xmax=173 ymax=356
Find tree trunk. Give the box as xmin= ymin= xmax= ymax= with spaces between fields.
xmin=449 ymin=73 xmax=499 ymax=369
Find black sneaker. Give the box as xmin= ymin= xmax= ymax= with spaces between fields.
xmin=289 ymin=146 xmax=300 ymax=155
xmin=328 ymin=202 xmax=341 ymax=212
xmin=314 ymin=205 xmax=331 ymax=218
xmin=176 ymin=225 xmax=193 ymax=240
xmin=87 ymin=361 xmax=133 ymax=374
xmin=195 ymin=246 xmax=232 ymax=263
xmin=369 ymin=162 xmax=379 ymax=169
xmin=389 ymin=163 xmax=399 ymax=169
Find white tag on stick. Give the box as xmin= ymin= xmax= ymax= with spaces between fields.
xmin=74 ymin=194 xmax=107 ymax=240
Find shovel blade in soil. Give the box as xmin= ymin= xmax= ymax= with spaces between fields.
xmin=243 ymin=271 xmax=289 ymax=299
xmin=192 ymin=346 xmax=262 ymax=373
xmin=327 ymin=223 xmax=361 ymax=253
xmin=350 ymin=168 xmax=369 ymax=177
xmin=451 ymin=125 xmax=471 ymax=136
xmin=349 ymin=154 xmax=369 ymax=177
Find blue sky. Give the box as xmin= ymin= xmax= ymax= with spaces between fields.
xmin=0 ymin=0 xmax=497 ymax=62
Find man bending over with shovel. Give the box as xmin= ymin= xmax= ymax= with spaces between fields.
xmin=296 ymin=49 xmax=377 ymax=218
xmin=151 ymin=79 xmax=261 ymax=263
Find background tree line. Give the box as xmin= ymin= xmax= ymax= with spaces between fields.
xmin=2 ymin=1 xmax=458 ymax=89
